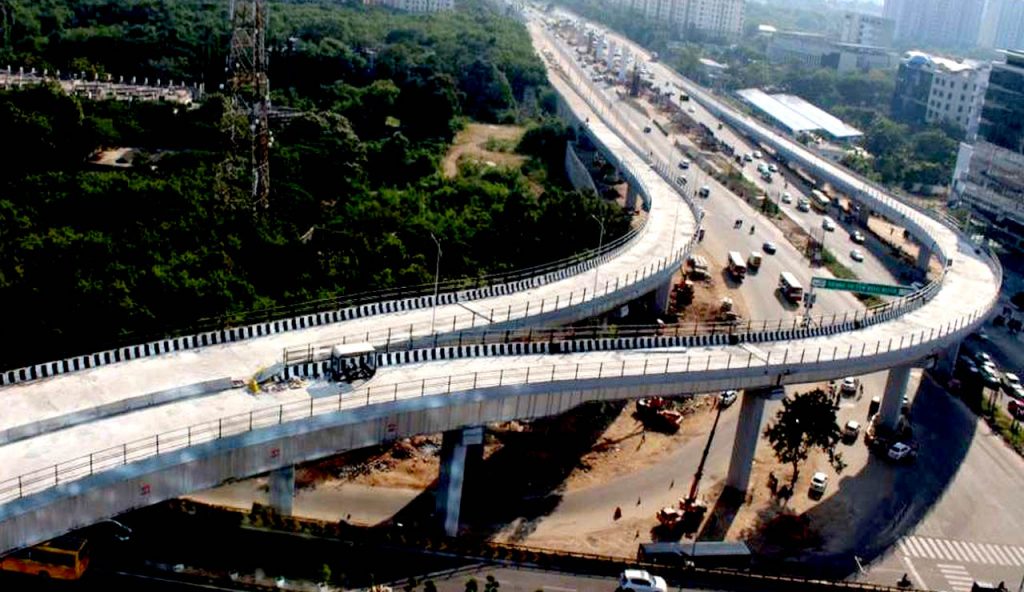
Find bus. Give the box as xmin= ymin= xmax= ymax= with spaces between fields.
xmin=779 ymin=272 xmax=804 ymax=303
xmin=0 ymin=536 xmax=90 ymax=580
xmin=727 ymin=251 xmax=747 ymax=280
xmin=810 ymin=189 xmax=831 ymax=213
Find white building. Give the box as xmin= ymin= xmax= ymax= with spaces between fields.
xmin=766 ymin=31 xmax=897 ymax=73
xmin=610 ymin=0 xmax=744 ymax=37
xmin=891 ymin=51 xmax=990 ymax=137
xmin=883 ymin=0 xmax=986 ymax=48
xmin=840 ymin=12 xmax=895 ymax=48
xmin=363 ymin=0 xmax=454 ymax=13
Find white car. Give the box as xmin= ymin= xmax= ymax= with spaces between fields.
xmin=888 ymin=442 xmax=914 ymax=461
xmin=850 ymin=249 xmax=864 ymax=262
xmin=823 ymin=218 xmax=836 ymax=232
xmin=851 ymin=230 xmax=865 ymax=244
xmin=719 ymin=390 xmax=738 ymax=407
xmin=840 ymin=377 xmax=857 ymax=395
xmin=752 ymin=150 xmax=763 ymax=159
xmin=843 ymin=420 xmax=861 ymax=441
xmin=810 ymin=472 xmax=828 ymax=494
xmin=619 ymin=569 xmax=668 ymax=592
xmin=768 ymin=163 xmax=778 ymax=173
xmin=743 ymin=153 xmax=753 ymax=162
xmin=781 ymin=192 xmax=792 ymax=203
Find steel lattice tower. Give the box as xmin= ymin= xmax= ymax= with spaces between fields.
xmin=227 ymin=0 xmax=271 ymax=210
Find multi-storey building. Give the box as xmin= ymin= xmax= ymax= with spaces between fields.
xmin=891 ymin=51 xmax=990 ymax=137
xmin=766 ymin=31 xmax=897 ymax=73
xmin=363 ymin=0 xmax=454 ymax=13
xmin=952 ymin=50 xmax=1024 ymax=253
xmin=609 ymin=0 xmax=744 ymax=37
xmin=883 ymin=0 xmax=986 ymax=49
xmin=979 ymin=0 xmax=1024 ymax=51
xmin=840 ymin=12 xmax=895 ymax=48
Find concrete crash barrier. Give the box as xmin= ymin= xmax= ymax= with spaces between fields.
xmin=0 ymin=377 xmax=234 ymax=446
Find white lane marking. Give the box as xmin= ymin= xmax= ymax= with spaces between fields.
xmin=898 ymin=538 xmax=912 ymax=556
xmin=937 ymin=563 xmax=968 ymax=571
xmin=950 ymin=540 xmax=979 ymax=564
xmin=920 ymin=537 xmax=945 ymax=559
xmin=935 ymin=539 xmax=961 ymax=561
xmin=905 ymin=536 xmax=927 ymax=558
xmin=1005 ymin=545 xmax=1024 ymax=565
xmin=985 ymin=543 xmax=1012 ymax=565
xmin=970 ymin=541 xmax=995 ymax=564
xmin=901 ymin=556 xmax=927 ymax=590
xmin=544 ymin=587 xmax=577 ymax=592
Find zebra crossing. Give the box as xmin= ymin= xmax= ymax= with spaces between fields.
xmin=898 ymin=536 xmax=1024 ymax=566
xmin=937 ymin=564 xmax=974 ymax=592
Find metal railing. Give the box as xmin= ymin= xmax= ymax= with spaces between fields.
xmin=284 ymin=274 xmax=943 ymax=364
xmin=0 ymin=290 xmax=993 ymax=506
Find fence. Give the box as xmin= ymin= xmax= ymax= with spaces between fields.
xmin=0 ymin=291 xmax=992 ymax=506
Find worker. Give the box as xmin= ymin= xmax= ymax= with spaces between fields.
xmin=614 ymin=506 xmax=622 ymax=520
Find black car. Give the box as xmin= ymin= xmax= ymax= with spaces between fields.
xmin=762 ymin=241 xmax=777 ymax=254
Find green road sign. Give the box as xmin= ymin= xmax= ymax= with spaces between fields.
xmin=809 ymin=277 xmax=914 ymax=297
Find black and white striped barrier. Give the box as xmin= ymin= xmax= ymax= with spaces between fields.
xmin=275 ymin=296 xmax=929 ymax=381
xmin=0 ymin=226 xmax=646 ymax=388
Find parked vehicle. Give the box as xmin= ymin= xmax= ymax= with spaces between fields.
xmin=743 ymin=153 xmax=753 ymax=162
xmin=678 ymin=160 xmax=690 ymax=170
xmin=850 ymin=249 xmax=865 ymax=262
xmin=822 ymin=218 xmax=836 ymax=232
xmin=781 ymin=192 xmax=793 ymax=203
xmin=840 ymin=377 xmax=858 ymax=396
xmin=698 ymin=185 xmax=711 ymax=198
xmin=810 ymin=472 xmax=828 ymax=495
xmin=851 ymin=230 xmax=865 ymax=244
xmin=752 ymin=150 xmax=763 ymax=159
xmin=1009 ymin=399 xmax=1024 ymax=420
xmin=843 ymin=420 xmax=861 ymax=442
xmin=644 ymin=126 xmax=652 ymax=133
xmin=719 ymin=390 xmax=738 ymax=407
xmin=1001 ymin=372 xmax=1021 ymax=395
xmin=768 ymin=163 xmax=778 ymax=173
xmin=761 ymin=170 xmax=773 ymax=182
xmin=888 ymin=442 xmax=916 ymax=462
xmin=797 ymin=198 xmax=811 ymax=212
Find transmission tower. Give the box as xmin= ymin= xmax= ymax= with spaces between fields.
xmin=226 ymin=0 xmax=271 ymax=210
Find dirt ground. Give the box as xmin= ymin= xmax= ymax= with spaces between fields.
xmin=442 ymin=123 xmax=527 ymax=178
xmin=867 ymin=216 xmax=944 ymax=278
xmin=672 ymin=246 xmax=752 ymax=324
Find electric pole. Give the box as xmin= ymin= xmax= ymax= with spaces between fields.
xmin=227 ymin=0 xmax=271 ymax=210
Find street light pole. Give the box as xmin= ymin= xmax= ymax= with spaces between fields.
xmin=429 ymin=232 xmax=442 ymax=335
xmin=590 ymin=213 xmax=605 ymax=312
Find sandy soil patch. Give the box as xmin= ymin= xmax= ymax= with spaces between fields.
xmin=442 ymin=123 xmax=527 ymax=178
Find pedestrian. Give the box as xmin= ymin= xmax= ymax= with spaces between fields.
xmin=670 ymin=479 xmax=675 ymax=489
xmin=614 ymin=506 xmax=622 ymax=520
xmin=641 ymin=431 xmax=646 ymax=444
xmin=637 ymin=496 xmax=642 ymax=506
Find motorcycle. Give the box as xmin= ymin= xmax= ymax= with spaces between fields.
xmin=733 ymin=219 xmax=743 ymax=229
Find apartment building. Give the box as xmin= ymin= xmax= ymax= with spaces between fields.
xmin=610 ymin=0 xmax=745 ymax=37
xmin=840 ymin=12 xmax=895 ymax=48
xmin=952 ymin=50 xmax=1024 ymax=252
xmin=891 ymin=51 xmax=990 ymax=137
xmin=883 ymin=0 xmax=987 ymax=48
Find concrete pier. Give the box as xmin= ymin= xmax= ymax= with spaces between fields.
xmin=435 ymin=426 xmax=484 ymax=536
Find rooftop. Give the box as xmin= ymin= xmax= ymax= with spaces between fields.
xmin=902 ymin=50 xmax=985 ymax=74
xmin=737 ymin=88 xmax=863 ymax=140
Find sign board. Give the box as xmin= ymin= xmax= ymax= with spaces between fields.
xmin=809 ymin=277 xmax=914 ymax=297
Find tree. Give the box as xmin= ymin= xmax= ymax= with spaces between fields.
xmin=465 ymin=578 xmax=479 ymax=592
xmin=484 ymin=575 xmax=500 ymax=592
xmin=763 ymin=389 xmax=846 ymax=485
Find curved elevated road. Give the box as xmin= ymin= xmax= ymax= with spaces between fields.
xmin=0 ymin=8 xmax=1001 ymax=555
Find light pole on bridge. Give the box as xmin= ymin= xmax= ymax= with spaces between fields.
xmin=429 ymin=232 xmax=442 ymax=335
xmin=590 ymin=213 xmax=605 ymax=317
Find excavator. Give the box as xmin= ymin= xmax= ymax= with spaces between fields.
xmin=656 ymin=396 xmax=725 ymax=534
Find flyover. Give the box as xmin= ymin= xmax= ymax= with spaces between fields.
xmin=0 ymin=7 xmax=1002 ymax=555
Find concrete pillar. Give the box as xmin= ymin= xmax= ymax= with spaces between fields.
xmin=879 ymin=365 xmax=912 ymax=430
xmin=625 ymin=183 xmax=638 ymax=212
xmin=933 ymin=341 xmax=962 ymax=378
xmin=267 ymin=465 xmax=295 ymax=516
xmin=917 ymin=245 xmax=932 ymax=272
xmin=725 ymin=389 xmax=770 ymax=495
xmin=435 ymin=426 xmax=484 ymax=536
xmin=654 ymin=279 xmax=673 ymax=315
xmin=857 ymin=204 xmax=870 ymax=226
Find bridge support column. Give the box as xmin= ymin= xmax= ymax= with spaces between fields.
xmin=654 ymin=279 xmax=673 ymax=315
xmin=435 ymin=426 xmax=484 ymax=536
xmin=857 ymin=203 xmax=870 ymax=226
xmin=268 ymin=465 xmax=295 ymax=516
xmin=917 ymin=245 xmax=933 ymax=272
xmin=725 ymin=388 xmax=772 ymax=496
xmin=625 ymin=183 xmax=638 ymax=212
xmin=933 ymin=341 xmax=962 ymax=378
xmin=880 ymin=365 xmax=912 ymax=430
